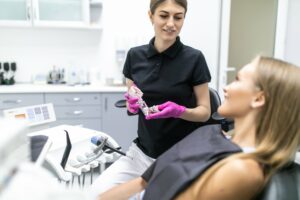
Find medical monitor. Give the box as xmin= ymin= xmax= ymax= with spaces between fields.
xmin=3 ymin=103 xmax=56 ymax=127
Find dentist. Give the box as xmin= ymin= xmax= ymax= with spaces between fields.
xmin=91 ymin=0 xmax=211 ymax=196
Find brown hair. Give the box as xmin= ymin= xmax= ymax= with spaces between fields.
xmin=196 ymin=56 xmax=300 ymax=194
xmin=150 ymin=0 xmax=188 ymax=15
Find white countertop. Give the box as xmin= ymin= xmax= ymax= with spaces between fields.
xmin=0 ymin=83 xmax=127 ymax=93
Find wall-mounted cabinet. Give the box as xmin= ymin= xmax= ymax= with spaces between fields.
xmin=0 ymin=0 xmax=103 ymax=29
xmin=0 ymin=0 xmax=32 ymax=27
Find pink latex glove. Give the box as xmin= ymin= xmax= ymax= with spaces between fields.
xmin=124 ymin=92 xmax=139 ymax=114
xmin=145 ymin=101 xmax=186 ymax=120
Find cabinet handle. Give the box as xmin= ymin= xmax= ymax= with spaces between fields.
xmin=105 ymin=97 xmax=108 ymax=112
xmin=73 ymin=110 xmax=83 ymax=115
xmin=65 ymin=97 xmax=81 ymax=102
xmin=66 ymin=110 xmax=83 ymax=116
xmin=3 ymin=99 xmax=22 ymax=104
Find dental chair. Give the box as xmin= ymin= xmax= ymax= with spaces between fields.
xmin=257 ymin=161 xmax=300 ymax=200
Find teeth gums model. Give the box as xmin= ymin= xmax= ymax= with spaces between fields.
xmin=128 ymin=85 xmax=159 ymax=116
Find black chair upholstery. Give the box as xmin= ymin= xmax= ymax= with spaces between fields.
xmin=204 ymin=88 xmax=234 ymax=131
xmin=256 ymin=162 xmax=300 ymax=200
xmin=208 ymin=87 xmax=221 ymax=115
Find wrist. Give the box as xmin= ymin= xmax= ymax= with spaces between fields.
xmin=176 ymin=105 xmax=186 ymax=118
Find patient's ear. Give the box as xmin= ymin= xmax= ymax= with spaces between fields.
xmin=251 ymin=91 xmax=265 ymax=108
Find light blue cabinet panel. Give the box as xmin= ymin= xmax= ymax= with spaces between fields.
xmin=101 ymin=93 xmax=138 ymax=151
xmin=54 ymin=105 xmax=101 ymax=119
xmin=0 ymin=93 xmax=44 ymax=109
xmin=45 ymin=93 xmax=101 ymax=106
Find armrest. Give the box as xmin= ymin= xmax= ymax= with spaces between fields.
xmin=114 ymin=99 xmax=138 ymax=116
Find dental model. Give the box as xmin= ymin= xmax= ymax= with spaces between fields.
xmin=128 ymin=85 xmax=159 ymax=116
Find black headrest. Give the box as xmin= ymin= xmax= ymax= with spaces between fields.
xmin=209 ymin=87 xmax=221 ymax=114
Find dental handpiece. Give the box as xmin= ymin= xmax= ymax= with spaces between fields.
xmin=93 ymin=137 xmax=108 ymax=154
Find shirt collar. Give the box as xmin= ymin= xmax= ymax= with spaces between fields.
xmin=147 ymin=36 xmax=183 ymax=58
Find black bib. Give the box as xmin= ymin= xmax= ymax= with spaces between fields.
xmin=142 ymin=124 xmax=242 ymax=200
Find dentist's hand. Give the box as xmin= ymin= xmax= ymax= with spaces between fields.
xmin=146 ymin=101 xmax=186 ymax=120
xmin=124 ymin=92 xmax=139 ymax=114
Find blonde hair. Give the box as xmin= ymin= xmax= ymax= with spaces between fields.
xmin=195 ymin=56 xmax=300 ymax=194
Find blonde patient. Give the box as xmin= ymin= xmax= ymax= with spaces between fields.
xmin=99 ymin=56 xmax=300 ymax=200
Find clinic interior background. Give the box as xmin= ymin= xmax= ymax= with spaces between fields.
xmin=0 ymin=0 xmax=299 ymax=90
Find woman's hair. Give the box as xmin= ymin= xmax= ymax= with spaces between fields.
xmin=195 ymin=56 xmax=300 ymax=195
xmin=253 ymin=56 xmax=300 ymax=171
xmin=150 ymin=0 xmax=188 ymax=15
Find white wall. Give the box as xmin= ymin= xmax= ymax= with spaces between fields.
xmin=284 ymin=0 xmax=300 ymax=66
xmin=102 ymin=0 xmax=222 ymax=88
xmin=0 ymin=28 xmax=102 ymax=83
xmin=0 ymin=0 xmax=222 ymax=88
xmin=181 ymin=0 xmax=221 ymax=89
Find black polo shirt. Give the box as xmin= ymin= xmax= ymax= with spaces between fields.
xmin=123 ymin=37 xmax=211 ymax=158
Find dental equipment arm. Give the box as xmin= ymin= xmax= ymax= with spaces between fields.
xmin=91 ymin=136 xmax=126 ymax=156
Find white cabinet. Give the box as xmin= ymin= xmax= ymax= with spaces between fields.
xmin=0 ymin=0 xmax=103 ymax=29
xmin=89 ymin=0 xmax=103 ymax=29
xmin=32 ymin=0 xmax=86 ymax=28
xmin=0 ymin=93 xmax=44 ymax=116
xmin=44 ymin=93 xmax=102 ymax=130
xmin=0 ymin=0 xmax=32 ymax=26
xmin=102 ymin=93 xmax=138 ymax=151
xmin=0 ymin=91 xmax=137 ymax=151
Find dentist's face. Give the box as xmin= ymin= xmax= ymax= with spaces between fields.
xmin=149 ymin=0 xmax=185 ymax=43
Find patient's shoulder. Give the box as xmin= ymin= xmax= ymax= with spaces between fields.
xmin=223 ymin=158 xmax=264 ymax=184
xmin=189 ymin=158 xmax=265 ymax=200
xmin=211 ymin=158 xmax=264 ymax=199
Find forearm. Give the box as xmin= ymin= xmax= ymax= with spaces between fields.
xmin=180 ymin=105 xmax=211 ymax=122
xmin=98 ymin=177 xmax=147 ymax=200
xmin=179 ymin=83 xmax=211 ymax=122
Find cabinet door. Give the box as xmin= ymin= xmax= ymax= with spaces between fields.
xmin=0 ymin=93 xmax=44 ymax=117
xmin=45 ymin=93 xmax=102 ymax=131
xmin=54 ymin=105 xmax=101 ymax=119
xmin=102 ymin=93 xmax=138 ymax=151
xmin=0 ymin=93 xmax=44 ymax=109
xmin=0 ymin=0 xmax=32 ymax=26
xmin=45 ymin=93 xmax=101 ymax=106
xmin=32 ymin=0 xmax=87 ymax=27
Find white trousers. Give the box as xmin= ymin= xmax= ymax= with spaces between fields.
xmin=89 ymin=142 xmax=155 ymax=199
